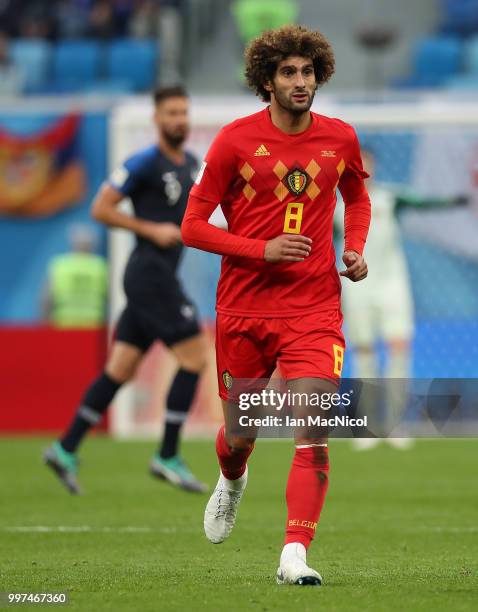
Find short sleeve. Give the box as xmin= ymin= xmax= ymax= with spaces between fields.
xmin=190 ymin=127 xmax=237 ymax=204
xmin=108 ymin=151 xmax=148 ymax=197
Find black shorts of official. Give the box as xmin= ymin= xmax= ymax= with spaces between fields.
xmin=115 ymin=300 xmax=201 ymax=352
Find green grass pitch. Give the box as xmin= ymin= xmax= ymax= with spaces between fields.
xmin=1 ymin=437 xmax=477 ymax=611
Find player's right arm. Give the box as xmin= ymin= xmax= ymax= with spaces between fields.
xmin=92 ymin=153 xmax=180 ymax=248
xmin=91 ymin=184 xmax=180 ymax=248
xmin=182 ymin=128 xmax=311 ymax=262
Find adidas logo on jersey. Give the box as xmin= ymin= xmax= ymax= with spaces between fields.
xmin=254 ymin=144 xmax=270 ymax=156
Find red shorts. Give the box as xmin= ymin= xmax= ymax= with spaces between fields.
xmin=215 ymin=309 xmax=346 ymax=400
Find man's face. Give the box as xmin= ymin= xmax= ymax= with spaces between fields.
xmin=267 ymin=56 xmax=317 ymax=114
xmin=154 ymin=96 xmax=190 ymax=147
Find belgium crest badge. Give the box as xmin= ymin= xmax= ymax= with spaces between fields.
xmin=222 ymin=370 xmax=233 ymax=390
xmin=286 ymin=168 xmax=308 ymax=195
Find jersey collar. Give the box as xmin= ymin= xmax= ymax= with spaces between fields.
xmin=264 ymin=106 xmax=318 ymax=140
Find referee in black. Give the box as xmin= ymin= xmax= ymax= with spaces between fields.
xmin=44 ymin=86 xmax=208 ymax=494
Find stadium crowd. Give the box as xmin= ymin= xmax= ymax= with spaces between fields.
xmin=0 ymin=0 xmax=184 ymax=40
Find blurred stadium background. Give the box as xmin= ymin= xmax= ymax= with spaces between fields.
xmin=1 ymin=0 xmax=477 ymax=437
xmin=1 ymin=2 xmax=478 ymax=610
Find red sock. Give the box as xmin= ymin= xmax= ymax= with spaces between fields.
xmin=215 ymin=425 xmax=254 ymax=480
xmin=285 ymin=445 xmax=329 ymax=549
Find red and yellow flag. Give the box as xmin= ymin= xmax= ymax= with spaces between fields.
xmin=0 ymin=114 xmax=86 ymax=217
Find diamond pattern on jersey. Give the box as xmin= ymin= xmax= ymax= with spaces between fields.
xmin=273 ymin=161 xmax=289 ymax=201
xmin=273 ymin=159 xmax=322 ymax=202
xmin=239 ymin=161 xmax=256 ymax=201
xmin=334 ymin=158 xmax=346 ymax=190
xmin=305 ymin=159 xmax=321 ymax=199
xmin=240 ymin=157 xmax=341 ymax=204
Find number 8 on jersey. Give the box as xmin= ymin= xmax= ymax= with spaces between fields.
xmin=283 ymin=202 xmax=304 ymax=234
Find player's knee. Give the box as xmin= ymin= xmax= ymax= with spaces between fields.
xmin=173 ymin=335 xmax=208 ymax=374
xmin=178 ymin=353 xmax=207 ymax=374
xmin=105 ymin=360 xmax=137 ymax=383
xmin=105 ymin=342 xmax=143 ymax=383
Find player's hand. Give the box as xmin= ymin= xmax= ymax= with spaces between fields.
xmin=264 ymin=234 xmax=312 ymax=263
xmin=145 ymin=222 xmax=182 ymax=247
xmin=340 ymin=250 xmax=368 ymax=281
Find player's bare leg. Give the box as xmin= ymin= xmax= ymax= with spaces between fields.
xmin=352 ymin=345 xmax=381 ymax=450
xmin=204 ymin=399 xmax=256 ymax=543
xmin=43 ymin=341 xmax=143 ymax=494
xmin=150 ymin=333 xmax=210 ymax=492
xmin=276 ymin=377 xmax=336 ymax=586
xmin=385 ymin=337 xmax=413 ymax=449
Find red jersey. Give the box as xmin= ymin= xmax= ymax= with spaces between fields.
xmin=184 ymin=107 xmax=370 ymax=318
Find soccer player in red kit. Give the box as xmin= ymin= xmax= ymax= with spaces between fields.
xmin=181 ymin=25 xmax=371 ymax=585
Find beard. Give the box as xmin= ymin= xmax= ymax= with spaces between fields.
xmin=273 ymin=87 xmax=316 ymax=116
xmin=162 ymin=128 xmax=187 ymax=148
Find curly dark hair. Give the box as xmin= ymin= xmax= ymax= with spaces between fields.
xmin=244 ymin=25 xmax=335 ymax=102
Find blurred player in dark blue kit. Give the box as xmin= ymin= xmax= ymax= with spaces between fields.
xmin=44 ymin=86 xmax=208 ymax=494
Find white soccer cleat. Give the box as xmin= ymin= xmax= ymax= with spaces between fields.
xmin=203 ymin=466 xmax=248 ymax=544
xmin=387 ymin=437 xmax=413 ymax=450
xmin=352 ymin=437 xmax=381 ymax=451
xmin=276 ymin=543 xmax=323 ymax=586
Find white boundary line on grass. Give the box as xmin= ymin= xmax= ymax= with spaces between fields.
xmin=3 ymin=525 xmax=336 ymax=534
xmin=4 ymin=526 xmax=176 ymax=534
xmin=4 ymin=525 xmax=478 ymax=534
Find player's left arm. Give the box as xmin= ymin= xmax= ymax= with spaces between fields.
xmin=338 ymin=128 xmax=371 ymax=282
